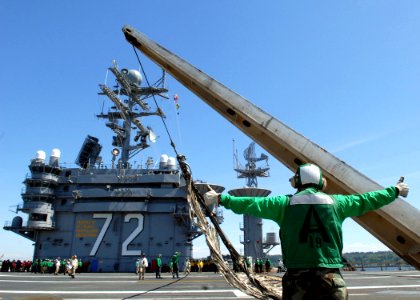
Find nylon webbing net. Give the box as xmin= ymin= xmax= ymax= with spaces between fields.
xmin=177 ymin=155 xmax=282 ymax=300
xmin=131 ymin=46 xmax=282 ymax=299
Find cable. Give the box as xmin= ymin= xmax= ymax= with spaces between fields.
xmin=130 ymin=46 xmax=281 ymax=299
xmin=123 ymin=275 xmax=187 ymax=299
xmin=131 ymin=46 xmax=179 ymax=157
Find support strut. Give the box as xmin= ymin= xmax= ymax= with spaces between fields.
xmin=122 ymin=25 xmax=420 ymax=269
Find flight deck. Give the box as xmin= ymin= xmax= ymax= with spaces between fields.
xmin=0 ymin=270 xmax=419 ymax=299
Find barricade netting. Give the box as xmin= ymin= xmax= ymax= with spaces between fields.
xmin=130 ymin=46 xmax=281 ymax=299
xmin=177 ymin=155 xmax=282 ymax=300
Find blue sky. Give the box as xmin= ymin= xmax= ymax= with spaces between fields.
xmin=1 ymin=1 xmax=420 ymax=260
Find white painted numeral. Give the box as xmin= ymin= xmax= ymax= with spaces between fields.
xmin=122 ymin=213 xmax=144 ymax=255
xmin=89 ymin=213 xmax=112 ymax=256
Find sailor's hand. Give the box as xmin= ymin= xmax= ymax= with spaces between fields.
xmin=395 ymin=178 xmax=409 ymax=198
xmin=204 ymin=186 xmax=220 ymax=206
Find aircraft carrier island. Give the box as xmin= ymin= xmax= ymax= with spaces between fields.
xmin=3 ymin=62 xmax=224 ymax=272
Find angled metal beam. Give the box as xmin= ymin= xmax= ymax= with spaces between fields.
xmin=122 ymin=25 xmax=420 ymax=269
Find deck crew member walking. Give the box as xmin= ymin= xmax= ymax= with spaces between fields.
xmin=156 ymin=254 xmax=162 ymax=279
xmin=171 ymin=252 xmax=180 ymax=279
xmin=69 ymin=255 xmax=78 ymax=279
xmin=138 ymin=253 xmax=148 ymax=280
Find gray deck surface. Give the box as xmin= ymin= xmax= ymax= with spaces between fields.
xmin=0 ymin=270 xmax=419 ymax=299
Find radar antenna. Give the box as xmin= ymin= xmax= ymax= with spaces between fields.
xmin=232 ymin=141 xmax=277 ymax=261
xmin=233 ymin=141 xmax=270 ymax=187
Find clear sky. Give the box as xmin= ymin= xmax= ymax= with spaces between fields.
xmin=1 ymin=1 xmax=419 ymax=261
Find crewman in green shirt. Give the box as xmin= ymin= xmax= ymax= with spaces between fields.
xmin=265 ymin=258 xmax=271 ymax=273
xmin=78 ymin=258 xmax=82 ymax=273
xmin=204 ymin=163 xmax=409 ymax=300
xmin=156 ymin=254 xmax=162 ymax=279
xmin=40 ymin=259 xmax=47 ymax=274
xmin=171 ymin=252 xmax=180 ymax=279
xmin=60 ymin=259 xmax=66 ymax=275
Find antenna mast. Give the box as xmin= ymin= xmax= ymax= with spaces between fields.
xmin=97 ymin=61 xmax=167 ymax=168
xmin=234 ymin=142 xmax=270 ymax=187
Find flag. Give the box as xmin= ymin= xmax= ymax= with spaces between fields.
xmin=174 ymin=94 xmax=180 ymax=114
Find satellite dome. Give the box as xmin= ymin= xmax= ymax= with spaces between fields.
xmin=36 ymin=150 xmax=46 ymax=161
xmin=121 ymin=69 xmax=142 ymax=86
xmin=160 ymin=154 xmax=169 ymax=163
xmin=49 ymin=148 xmax=61 ymax=166
xmin=167 ymin=157 xmax=176 ymax=170
xmin=50 ymin=148 xmax=61 ymax=158
xmin=159 ymin=154 xmax=168 ymax=168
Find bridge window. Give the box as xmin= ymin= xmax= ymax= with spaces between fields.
xmin=29 ymin=213 xmax=47 ymax=221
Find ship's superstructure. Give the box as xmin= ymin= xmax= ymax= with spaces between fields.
xmin=4 ymin=61 xmax=223 ymax=272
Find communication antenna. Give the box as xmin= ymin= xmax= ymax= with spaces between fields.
xmin=147 ymin=127 xmax=158 ymax=143
xmin=8 ymin=205 xmax=19 ymax=214
xmin=231 ymin=141 xmax=277 ymax=259
xmin=233 ymin=141 xmax=270 ymax=187
xmin=97 ymin=61 xmax=168 ymax=168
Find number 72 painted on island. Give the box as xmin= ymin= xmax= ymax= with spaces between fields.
xmin=89 ymin=213 xmax=144 ymax=256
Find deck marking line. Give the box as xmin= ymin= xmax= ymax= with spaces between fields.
xmin=348 ymin=284 xmax=420 ymax=290
xmin=0 ymin=289 xmax=241 ymax=294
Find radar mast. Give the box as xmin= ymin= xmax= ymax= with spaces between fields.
xmin=97 ymin=61 xmax=168 ymax=168
xmin=234 ymin=141 xmax=270 ymax=188
xmin=230 ymin=141 xmax=279 ymax=260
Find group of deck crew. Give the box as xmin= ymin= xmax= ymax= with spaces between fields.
xmin=1 ymin=256 xmax=81 ymax=277
xmin=33 ymin=256 xmax=80 ymax=278
xmin=135 ymin=252 xmax=206 ymax=280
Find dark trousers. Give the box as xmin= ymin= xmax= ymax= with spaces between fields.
xmin=156 ymin=266 xmax=161 ymax=278
xmin=172 ymin=263 xmax=179 ymax=278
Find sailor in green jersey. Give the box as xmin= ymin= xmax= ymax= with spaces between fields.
xmin=204 ymin=163 xmax=409 ymax=300
xmin=171 ymin=252 xmax=180 ymax=279
xmin=61 ymin=259 xmax=66 ymax=275
xmin=40 ymin=259 xmax=47 ymax=274
xmin=156 ymin=254 xmax=162 ymax=279
xmin=47 ymin=259 xmax=54 ymax=273
xmin=265 ymin=258 xmax=271 ymax=273
xmin=78 ymin=258 xmax=82 ymax=273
